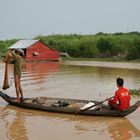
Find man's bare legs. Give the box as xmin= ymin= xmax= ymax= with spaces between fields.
xmin=15 ymin=75 xmax=23 ymax=102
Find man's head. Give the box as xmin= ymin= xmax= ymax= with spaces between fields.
xmin=15 ymin=48 xmax=24 ymax=56
xmin=116 ymin=78 xmax=124 ymax=87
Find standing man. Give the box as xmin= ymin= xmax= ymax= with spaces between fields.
xmin=108 ymin=78 xmax=131 ymax=110
xmin=4 ymin=49 xmax=24 ymax=102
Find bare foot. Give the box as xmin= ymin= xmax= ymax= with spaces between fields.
xmin=20 ymin=97 xmax=24 ymax=102
xmin=12 ymin=98 xmax=20 ymax=103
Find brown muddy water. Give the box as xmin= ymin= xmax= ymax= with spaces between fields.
xmin=0 ymin=61 xmax=140 ymax=140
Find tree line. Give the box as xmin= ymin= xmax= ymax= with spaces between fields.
xmin=1 ymin=32 xmax=140 ymax=61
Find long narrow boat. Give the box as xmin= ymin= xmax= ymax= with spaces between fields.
xmin=0 ymin=91 xmax=140 ymax=117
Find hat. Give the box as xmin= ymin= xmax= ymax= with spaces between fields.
xmin=16 ymin=48 xmax=24 ymax=56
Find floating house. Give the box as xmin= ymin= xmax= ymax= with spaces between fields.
xmin=9 ymin=40 xmax=60 ymax=61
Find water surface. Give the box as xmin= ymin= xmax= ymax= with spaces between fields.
xmin=0 ymin=61 xmax=140 ymax=140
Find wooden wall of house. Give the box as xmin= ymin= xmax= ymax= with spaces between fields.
xmin=25 ymin=41 xmax=59 ymax=61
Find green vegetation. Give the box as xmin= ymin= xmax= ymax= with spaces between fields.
xmin=130 ymin=89 xmax=140 ymax=96
xmin=1 ymin=32 xmax=140 ymax=61
xmin=0 ymin=39 xmax=18 ymax=59
xmin=35 ymin=32 xmax=140 ymax=61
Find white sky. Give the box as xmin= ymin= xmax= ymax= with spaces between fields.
xmin=0 ymin=0 xmax=140 ymax=40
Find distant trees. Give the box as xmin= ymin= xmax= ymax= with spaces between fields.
xmin=0 ymin=39 xmax=17 ymax=58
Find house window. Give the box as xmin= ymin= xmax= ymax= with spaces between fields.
xmin=33 ymin=51 xmax=39 ymax=56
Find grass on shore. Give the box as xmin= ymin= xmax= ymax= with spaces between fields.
xmin=130 ymin=89 xmax=140 ymax=96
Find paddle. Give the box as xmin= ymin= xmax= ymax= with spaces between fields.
xmin=76 ymin=96 xmax=114 ymax=114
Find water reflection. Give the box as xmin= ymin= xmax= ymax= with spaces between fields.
xmin=75 ymin=117 xmax=140 ymax=140
xmin=0 ymin=107 xmax=28 ymax=140
xmin=24 ymin=61 xmax=59 ymax=75
xmin=107 ymin=119 xmax=140 ymax=140
xmin=22 ymin=61 xmax=59 ymax=85
xmin=8 ymin=112 xmax=28 ymax=140
xmin=0 ymin=105 xmax=140 ymax=140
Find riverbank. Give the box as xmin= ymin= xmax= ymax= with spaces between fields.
xmin=60 ymin=60 xmax=140 ymax=70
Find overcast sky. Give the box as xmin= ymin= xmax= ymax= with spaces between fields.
xmin=0 ymin=0 xmax=140 ymax=40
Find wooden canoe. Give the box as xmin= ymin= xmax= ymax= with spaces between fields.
xmin=0 ymin=91 xmax=139 ymax=117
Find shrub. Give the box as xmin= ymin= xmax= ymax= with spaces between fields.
xmin=126 ymin=39 xmax=140 ymax=60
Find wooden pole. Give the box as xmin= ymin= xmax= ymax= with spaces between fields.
xmin=76 ymin=96 xmax=114 ymax=114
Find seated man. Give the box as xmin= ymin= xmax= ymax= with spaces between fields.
xmin=108 ymin=78 xmax=131 ymax=110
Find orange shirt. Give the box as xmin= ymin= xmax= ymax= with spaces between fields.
xmin=111 ymin=86 xmax=131 ymax=110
